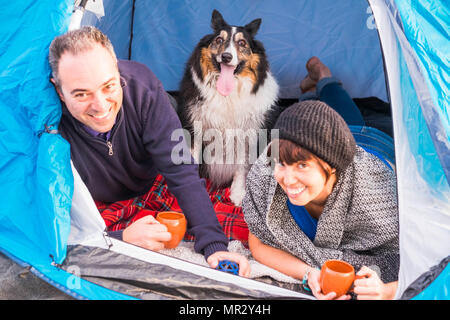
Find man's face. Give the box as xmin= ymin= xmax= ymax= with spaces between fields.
xmin=53 ymin=44 xmax=123 ymax=133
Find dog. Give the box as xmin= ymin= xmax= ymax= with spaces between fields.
xmin=177 ymin=10 xmax=279 ymax=206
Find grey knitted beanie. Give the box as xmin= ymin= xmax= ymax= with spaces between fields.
xmin=274 ymin=100 xmax=356 ymax=172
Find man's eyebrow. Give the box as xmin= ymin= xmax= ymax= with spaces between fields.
xmin=70 ymin=88 xmax=88 ymax=95
xmin=70 ymin=77 xmax=117 ymax=95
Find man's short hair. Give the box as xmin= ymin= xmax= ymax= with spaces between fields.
xmin=49 ymin=26 xmax=117 ymax=88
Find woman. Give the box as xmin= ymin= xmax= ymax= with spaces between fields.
xmin=242 ymin=58 xmax=399 ymax=299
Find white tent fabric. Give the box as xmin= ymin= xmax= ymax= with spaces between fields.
xmin=67 ymin=163 xmax=105 ymax=245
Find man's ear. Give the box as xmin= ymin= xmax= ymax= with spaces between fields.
xmin=50 ymin=78 xmax=65 ymax=102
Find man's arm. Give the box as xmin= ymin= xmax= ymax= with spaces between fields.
xmin=141 ymin=80 xmax=228 ymax=258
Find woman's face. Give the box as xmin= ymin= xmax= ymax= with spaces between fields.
xmin=273 ymin=158 xmax=333 ymax=208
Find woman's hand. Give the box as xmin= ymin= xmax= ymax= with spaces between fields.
xmin=307 ymin=268 xmax=351 ymax=300
xmin=207 ymin=251 xmax=251 ymax=277
xmin=353 ymin=266 xmax=397 ymax=300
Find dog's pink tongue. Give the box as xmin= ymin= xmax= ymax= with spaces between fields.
xmin=217 ymin=64 xmax=236 ymax=96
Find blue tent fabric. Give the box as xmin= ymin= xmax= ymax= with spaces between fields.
xmin=83 ymin=0 xmax=388 ymax=101
xmin=395 ymin=0 xmax=450 ymax=188
xmin=413 ymin=263 xmax=450 ymax=300
xmin=81 ymin=0 xmax=134 ymax=60
xmin=0 ymin=0 xmax=73 ymax=266
xmin=400 ymin=255 xmax=450 ymax=300
xmin=376 ymin=0 xmax=449 ymax=299
xmin=0 ymin=2 xmax=139 ymax=299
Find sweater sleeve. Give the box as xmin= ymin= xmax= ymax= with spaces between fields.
xmin=142 ymin=80 xmax=228 ymax=258
xmin=242 ymin=153 xmax=280 ymax=248
xmin=243 ymin=148 xmax=400 ymax=283
xmin=293 ymin=151 xmax=400 ymax=283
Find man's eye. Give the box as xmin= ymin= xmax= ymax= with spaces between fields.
xmin=105 ymin=83 xmax=115 ymax=91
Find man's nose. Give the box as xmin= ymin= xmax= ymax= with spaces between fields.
xmin=90 ymin=92 xmax=109 ymax=110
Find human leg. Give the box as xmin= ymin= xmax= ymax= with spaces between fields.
xmin=298 ymin=57 xmax=395 ymax=166
xmin=299 ymin=57 xmax=365 ymax=126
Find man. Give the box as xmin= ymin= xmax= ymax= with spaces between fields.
xmin=49 ymin=26 xmax=249 ymax=276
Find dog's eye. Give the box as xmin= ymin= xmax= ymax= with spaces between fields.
xmin=238 ymin=40 xmax=247 ymax=47
xmin=215 ymin=37 xmax=224 ymax=45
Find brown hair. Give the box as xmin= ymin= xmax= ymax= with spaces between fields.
xmin=49 ymin=26 xmax=117 ymax=88
xmin=268 ymin=139 xmax=336 ymax=180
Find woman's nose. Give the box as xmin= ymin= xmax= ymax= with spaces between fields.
xmin=282 ymin=167 xmax=298 ymax=185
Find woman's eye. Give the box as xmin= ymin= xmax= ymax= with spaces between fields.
xmin=297 ymin=163 xmax=307 ymax=169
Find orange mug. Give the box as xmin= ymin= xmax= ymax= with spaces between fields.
xmin=156 ymin=211 xmax=187 ymax=249
xmin=320 ymin=260 xmax=364 ymax=297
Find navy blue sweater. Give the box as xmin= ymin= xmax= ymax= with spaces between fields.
xmin=59 ymin=60 xmax=228 ymax=258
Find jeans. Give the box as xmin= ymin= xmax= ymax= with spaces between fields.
xmin=300 ymin=77 xmax=395 ymax=168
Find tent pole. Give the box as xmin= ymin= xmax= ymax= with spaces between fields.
xmin=128 ymin=0 xmax=136 ymax=60
xmin=69 ymin=0 xmax=89 ymax=31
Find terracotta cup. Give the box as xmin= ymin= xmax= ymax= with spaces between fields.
xmin=156 ymin=211 xmax=187 ymax=249
xmin=320 ymin=260 xmax=358 ymax=297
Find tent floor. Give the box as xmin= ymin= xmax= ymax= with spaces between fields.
xmin=0 ymin=252 xmax=73 ymax=300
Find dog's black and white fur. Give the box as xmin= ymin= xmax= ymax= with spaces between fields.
xmin=178 ymin=10 xmax=279 ymax=205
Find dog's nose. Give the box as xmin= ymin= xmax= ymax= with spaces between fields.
xmin=221 ymin=52 xmax=233 ymax=64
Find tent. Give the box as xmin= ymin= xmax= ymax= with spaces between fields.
xmin=0 ymin=0 xmax=448 ymax=300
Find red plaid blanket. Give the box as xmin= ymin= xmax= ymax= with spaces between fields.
xmin=95 ymin=174 xmax=249 ymax=247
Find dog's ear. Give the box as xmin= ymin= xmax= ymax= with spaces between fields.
xmin=244 ymin=18 xmax=262 ymax=37
xmin=211 ymin=9 xmax=228 ymax=32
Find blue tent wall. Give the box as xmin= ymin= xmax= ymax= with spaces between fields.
xmin=83 ymin=0 xmax=388 ymax=101
xmin=0 ymin=1 xmax=73 ymax=266
xmin=0 ymin=1 xmax=139 ymax=299
xmin=391 ymin=0 xmax=449 ymax=299
xmin=396 ymin=0 xmax=449 ymax=188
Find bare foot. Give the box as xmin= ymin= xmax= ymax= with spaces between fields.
xmin=306 ymin=56 xmax=332 ymax=82
xmin=299 ymin=75 xmax=316 ymax=93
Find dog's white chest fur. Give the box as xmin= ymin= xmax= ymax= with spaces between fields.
xmin=187 ymin=68 xmax=278 ymax=205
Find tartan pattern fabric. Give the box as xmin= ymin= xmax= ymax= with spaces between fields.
xmin=95 ymin=174 xmax=249 ymax=247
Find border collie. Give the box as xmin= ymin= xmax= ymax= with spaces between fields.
xmin=177 ymin=10 xmax=279 ymax=205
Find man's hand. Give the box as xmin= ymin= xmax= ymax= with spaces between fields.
xmin=207 ymin=251 xmax=251 ymax=277
xmin=122 ymin=215 xmax=172 ymax=251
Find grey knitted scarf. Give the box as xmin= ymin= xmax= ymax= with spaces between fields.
xmin=243 ymin=146 xmax=400 ymax=283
